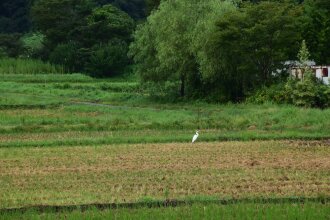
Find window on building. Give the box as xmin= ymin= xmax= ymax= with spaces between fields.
xmin=322 ymin=68 xmax=328 ymax=77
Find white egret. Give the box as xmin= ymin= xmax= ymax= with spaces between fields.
xmin=192 ymin=130 xmax=199 ymax=143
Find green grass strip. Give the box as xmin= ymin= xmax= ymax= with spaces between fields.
xmin=1 ymin=132 xmax=329 ymax=148
xmin=0 ymin=196 xmax=328 ymax=214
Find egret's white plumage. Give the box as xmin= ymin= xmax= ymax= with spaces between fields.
xmin=192 ymin=131 xmax=199 ymax=143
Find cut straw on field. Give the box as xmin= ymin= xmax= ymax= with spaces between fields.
xmin=0 ymin=141 xmax=329 ymax=209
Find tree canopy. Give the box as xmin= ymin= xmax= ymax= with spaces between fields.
xmin=206 ymin=1 xmax=302 ymax=100
xmin=0 ymin=0 xmax=31 ymax=33
xmin=129 ymin=0 xmax=236 ymax=98
xmin=302 ymin=0 xmax=330 ymax=64
xmin=94 ymin=0 xmax=146 ymax=19
xmin=31 ymin=0 xmax=95 ymax=48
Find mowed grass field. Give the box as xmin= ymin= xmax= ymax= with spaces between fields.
xmin=0 ymin=73 xmax=329 ymax=218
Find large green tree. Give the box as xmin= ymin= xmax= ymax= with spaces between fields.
xmin=0 ymin=34 xmax=23 ymax=57
xmin=129 ymin=0 xmax=236 ymax=98
xmin=82 ymin=5 xmax=134 ymax=76
xmin=85 ymin=4 xmax=134 ymax=44
xmin=32 ymin=0 xmax=134 ymax=75
xmin=205 ymin=1 xmax=302 ymax=101
xmin=48 ymin=3 xmax=134 ymax=74
xmin=31 ymin=0 xmax=95 ymax=49
xmin=302 ymin=0 xmax=330 ymax=64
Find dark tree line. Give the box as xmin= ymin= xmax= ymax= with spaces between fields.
xmin=0 ymin=0 xmax=32 ymax=33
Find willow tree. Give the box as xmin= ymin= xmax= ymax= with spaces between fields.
xmin=129 ymin=0 xmax=236 ymax=98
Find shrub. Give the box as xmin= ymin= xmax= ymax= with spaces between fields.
xmin=286 ymin=72 xmax=330 ymax=108
xmin=86 ymin=39 xmax=129 ymax=77
xmin=248 ymin=71 xmax=330 ymax=108
xmin=0 ymin=33 xmax=23 ymax=57
xmin=49 ymin=42 xmax=88 ymax=72
xmin=20 ymin=32 xmax=45 ymax=58
xmin=246 ymin=83 xmax=287 ymax=104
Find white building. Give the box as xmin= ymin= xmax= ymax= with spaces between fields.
xmin=290 ymin=65 xmax=329 ymax=85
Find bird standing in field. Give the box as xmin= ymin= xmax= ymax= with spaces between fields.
xmin=192 ymin=130 xmax=199 ymax=143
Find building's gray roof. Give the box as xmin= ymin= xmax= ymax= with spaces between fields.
xmin=284 ymin=60 xmax=316 ymax=66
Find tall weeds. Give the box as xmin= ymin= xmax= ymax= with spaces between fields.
xmin=0 ymin=58 xmax=66 ymax=74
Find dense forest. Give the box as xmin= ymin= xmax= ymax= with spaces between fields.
xmin=0 ymin=0 xmax=329 ymax=105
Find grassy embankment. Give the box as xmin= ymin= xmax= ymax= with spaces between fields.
xmin=1 ymin=74 xmax=330 ymax=148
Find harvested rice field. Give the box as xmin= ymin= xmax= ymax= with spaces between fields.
xmin=1 ymin=141 xmax=329 ymax=209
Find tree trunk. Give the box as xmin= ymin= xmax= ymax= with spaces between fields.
xmin=180 ymin=76 xmax=185 ymax=97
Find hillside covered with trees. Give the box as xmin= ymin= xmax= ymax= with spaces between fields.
xmin=0 ymin=0 xmax=329 ymax=105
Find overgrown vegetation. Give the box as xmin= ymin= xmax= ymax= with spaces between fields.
xmin=0 ymin=58 xmax=66 ymax=74
xmin=248 ymin=40 xmax=330 ymax=108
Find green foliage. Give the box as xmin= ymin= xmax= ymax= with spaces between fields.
xmin=32 ymin=1 xmax=134 ymax=76
xmin=86 ymin=4 xmax=135 ymax=44
xmin=20 ymin=32 xmax=45 ymax=58
xmin=129 ymin=0 xmax=236 ymax=98
xmin=94 ymin=0 xmax=146 ymax=20
xmin=247 ymin=37 xmax=328 ymax=108
xmin=302 ymin=0 xmax=330 ymax=64
xmin=285 ymin=72 xmax=330 ymax=108
xmin=0 ymin=33 xmax=23 ymax=57
xmin=0 ymin=58 xmax=66 ymax=74
xmin=130 ymin=0 xmax=303 ymax=101
xmin=0 ymin=73 xmax=93 ymax=83
xmin=246 ymin=83 xmax=288 ymax=104
xmin=207 ymin=1 xmax=302 ymax=101
xmin=248 ymin=73 xmax=330 ymax=108
xmin=31 ymin=0 xmax=95 ymax=49
xmin=295 ymin=39 xmax=311 ymax=80
xmin=49 ymin=42 xmax=89 ymax=72
xmin=297 ymin=40 xmax=310 ymax=67
xmin=86 ymin=39 xmax=129 ymax=77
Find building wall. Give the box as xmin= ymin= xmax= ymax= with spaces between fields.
xmin=290 ymin=66 xmax=329 ymax=85
xmin=315 ymin=67 xmax=329 ymax=85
